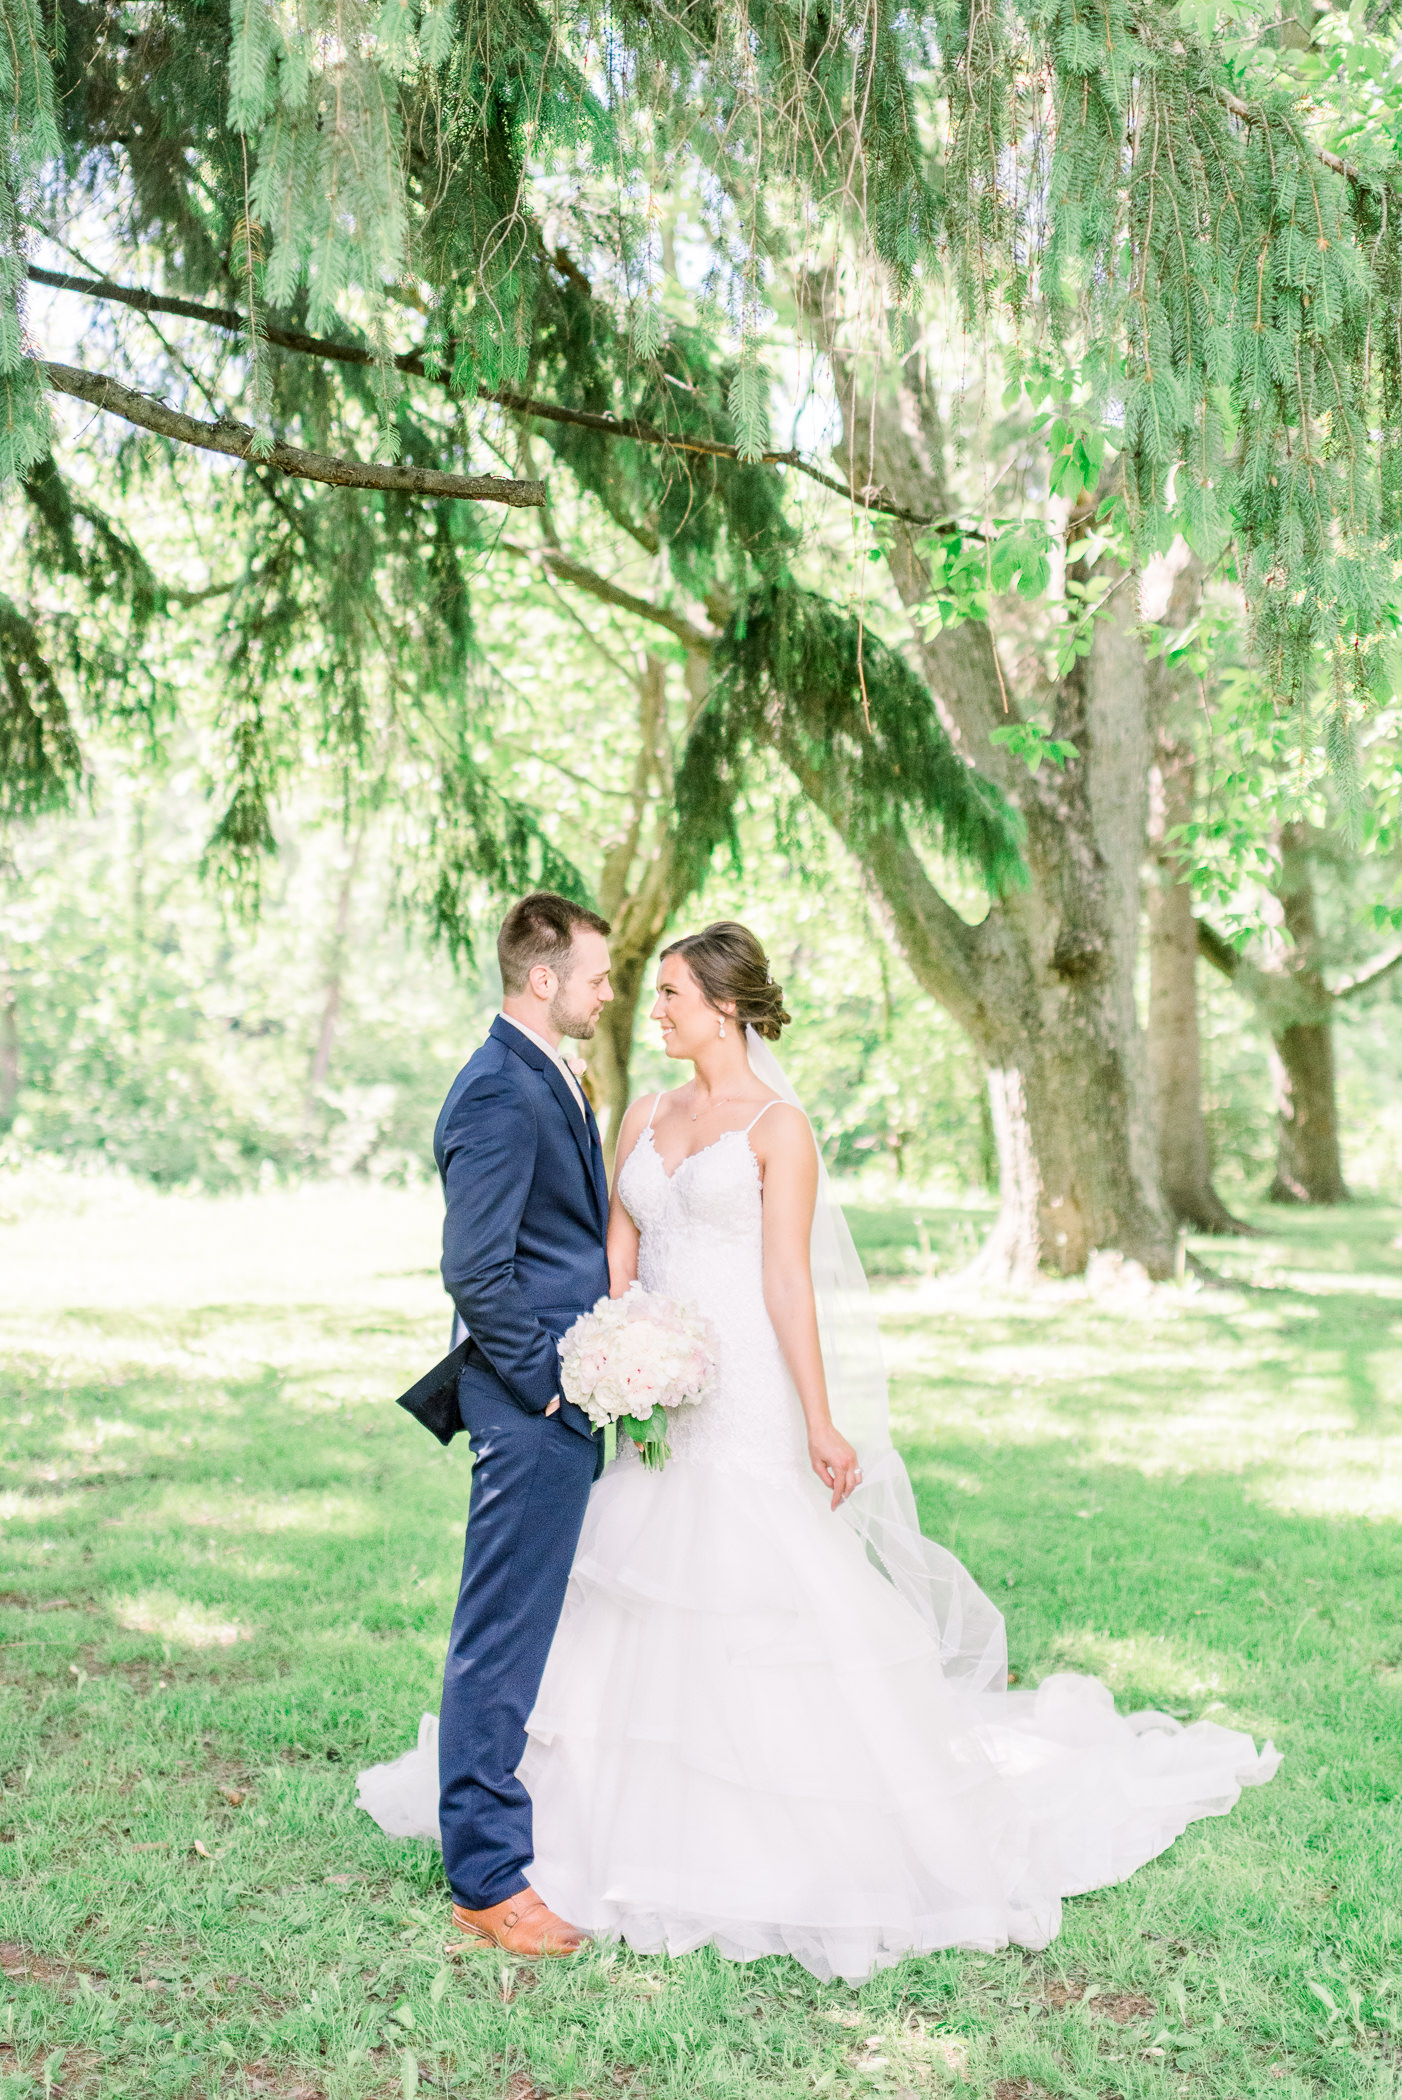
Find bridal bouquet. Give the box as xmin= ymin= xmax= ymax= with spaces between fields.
xmin=558 ymin=1284 xmax=715 ymax=1469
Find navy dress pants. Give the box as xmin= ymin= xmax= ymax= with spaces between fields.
xmin=438 ymin=1356 xmax=598 ymax=1910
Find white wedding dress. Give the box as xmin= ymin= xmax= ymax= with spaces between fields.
xmin=358 ymin=1100 xmax=1278 ymax=1983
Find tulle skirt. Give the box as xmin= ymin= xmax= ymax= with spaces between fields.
xmin=356 ymin=1455 xmax=1278 ymax=1982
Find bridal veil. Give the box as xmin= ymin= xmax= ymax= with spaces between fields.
xmin=744 ymin=1024 xmax=1008 ymax=1694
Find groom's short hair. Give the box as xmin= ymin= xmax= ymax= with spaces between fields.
xmin=498 ymin=892 xmax=611 ymax=994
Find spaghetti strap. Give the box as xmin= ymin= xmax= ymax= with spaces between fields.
xmin=645 ymin=1091 xmax=663 ymax=1131
xmin=744 ymin=1100 xmax=779 ymax=1135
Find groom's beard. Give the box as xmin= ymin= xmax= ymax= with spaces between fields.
xmin=547 ymin=985 xmax=599 ymax=1041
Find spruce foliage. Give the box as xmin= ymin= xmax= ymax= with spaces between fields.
xmin=677 ymin=583 xmax=1027 ymax=893
xmin=0 ymin=594 xmax=81 ymax=818
xmin=2 ymin=0 xmax=1399 ymax=908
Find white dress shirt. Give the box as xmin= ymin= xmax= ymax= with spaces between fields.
xmin=498 ymin=1011 xmax=589 ymax=1123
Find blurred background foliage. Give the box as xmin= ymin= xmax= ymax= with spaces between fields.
xmin=5 ymin=713 xmax=1400 ymax=1213
xmin=5 ymin=0 xmax=1402 ymax=1257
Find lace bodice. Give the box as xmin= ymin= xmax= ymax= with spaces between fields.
xmin=616 ymin=1112 xmax=810 ymax=1479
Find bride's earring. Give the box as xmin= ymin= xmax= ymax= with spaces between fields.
xmin=718 ymin=1017 xmax=726 ymax=1038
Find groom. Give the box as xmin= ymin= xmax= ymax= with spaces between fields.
xmin=435 ymin=892 xmax=613 ymax=1957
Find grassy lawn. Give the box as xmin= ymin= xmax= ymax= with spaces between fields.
xmin=2 ymin=1171 xmax=1400 ymax=2100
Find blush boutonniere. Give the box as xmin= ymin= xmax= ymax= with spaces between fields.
xmin=563 ymin=1051 xmax=597 ymax=1108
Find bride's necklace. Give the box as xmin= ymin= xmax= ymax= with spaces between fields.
xmin=689 ymin=1092 xmax=745 ymax=1123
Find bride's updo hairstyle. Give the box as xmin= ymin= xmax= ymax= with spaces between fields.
xmin=660 ymin=922 xmax=791 ymax=1041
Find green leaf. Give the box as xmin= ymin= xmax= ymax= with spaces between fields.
xmin=1016 ymin=553 xmax=1051 ymax=599
xmin=400 ymin=2048 xmax=420 ymax=2099
xmin=429 ymin=1965 xmax=450 ymax=2007
xmin=990 ymin=723 xmax=1079 ymax=774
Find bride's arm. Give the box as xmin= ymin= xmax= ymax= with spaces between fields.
xmin=757 ymin=1109 xmax=862 ymax=1510
xmin=605 ymin=1097 xmax=650 ymax=1297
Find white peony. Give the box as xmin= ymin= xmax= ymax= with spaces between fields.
xmin=559 ymin=1284 xmax=716 ymax=1449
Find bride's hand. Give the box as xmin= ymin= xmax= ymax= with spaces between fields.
xmin=809 ymin=1424 xmax=861 ymax=1510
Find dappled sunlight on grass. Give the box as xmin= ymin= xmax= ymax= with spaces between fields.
xmin=1044 ymin=1630 xmax=1228 ymax=1711
xmin=1 ymin=1181 xmax=1400 ymax=2097
xmin=0 ymin=1488 xmax=84 ymax=1523
xmin=1252 ymin=1443 xmax=1402 ymax=1521
xmin=879 ymin=1203 xmax=1402 ymax=1526
xmin=112 ymin=1588 xmax=247 ymax=1648
xmin=146 ymin=1485 xmax=380 ymax=1534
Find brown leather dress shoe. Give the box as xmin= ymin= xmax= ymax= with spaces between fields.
xmin=451 ymin=1885 xmax=587 ymax=1957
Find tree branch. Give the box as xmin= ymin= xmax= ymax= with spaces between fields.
xmin=1332 ymin=944 xmax=1402 ymax=1002
xmin=776 ymin=750 xmax=990 ymax=1043
xmin=497 ymin=541 xmax=717 ymax=651
xmin=1215 ymin=88 xmax=1373 ymax=193
xmin=29 ymin=265 xmax=949 ymax=529
xmin=41 ymin=362 xmax=544 ymax=507
xmin=1196 ymin=917 xmax=1243 ymax=980
xmin=1196 ymin=914 xmax=1337 ymax=1030
xmin=29 ymin=264 xmax=416 ymax=369
xmin=797 ymin=263 xmax=1014 ymax=784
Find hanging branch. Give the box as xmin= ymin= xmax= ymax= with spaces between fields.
xmin=41 ymin=363 xmax=545 ymax=506
xmin=1214 ymin=89 xmax=1372 ymax=193
xmin=28 ymin=266 xmax=942 ymax=528
xmin=1333 ymin=946 xmax=1402 ymax=1001
xmin=497 ymin=542 xmax=718 ymax=650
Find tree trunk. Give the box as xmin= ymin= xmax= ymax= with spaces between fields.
xmin=1269 ymin=1020 xmax=1348 ymax=1203
xmin=797 ymin=281 xmax=1175 ymax=1279
xmin=1196 ymin=822 xmax=1351 ymax=1206
xmin=1146 ymin=736 xmax=1249 ymax=1232
xmin=973 ymin=1067 xmax=1044 ymax=1284
xmin=303 ymin=822 xmax=365 ymax=1135
xmin=790 ymin=757 xmax=1174 ymax=1279
xmin=585 ymin=652 xmax=705 ymax=1167
xmin=1267 ymin=823 xmax=1348 ymax=1203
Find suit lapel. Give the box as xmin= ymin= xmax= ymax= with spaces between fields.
xmin=490 ymin=1017 xmax=604 ymax=1226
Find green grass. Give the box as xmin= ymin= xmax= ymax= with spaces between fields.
xmin=843 ymin=1202 xmax=994 ymax=1278
xmin=2 ymin=1171 xmax=1401 ymax=2100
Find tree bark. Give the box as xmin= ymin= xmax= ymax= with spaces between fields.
xmin=797 ymin=280 xmax=1175 ymax=1278
xmin=1197 ymin=823 xmax=1356 ymax=1206
xmin=1267 ymin=824 xmax=1348 ymax=1204
xmin=1146 ymin=735 xmax=1249 ymax=1231
xmin=34 ymin=270 xmax=929 ymax=527
xmin=787 ymin=745 xmax=1173 ymax=1279
xmin=584 ymin=653 xmax=704 ymax=1166
xmin=43 ymin=364 xmax=545 ymax=507
xmin=1269 ymin=1018 xmax=1348 ymax=1203
xmin=303 ymin=824 xmax=365 ymax=1136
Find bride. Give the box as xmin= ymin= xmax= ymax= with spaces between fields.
xmin=359 ymin=920 xmax=1277 ymax=1983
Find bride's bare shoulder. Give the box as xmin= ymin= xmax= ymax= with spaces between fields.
xmin=615 ymin=1087 xmax=678 ymax=1153
xmin=755 ymin=1096 xmax=808 ymax=1130
xmin=622 ymin=1084 xmax=685 ymax=1123
xmin=751 ymin=1098 xmax=815 ymax=1157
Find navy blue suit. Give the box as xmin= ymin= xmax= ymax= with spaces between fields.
xmin=434 ymin=1016 xmax=609 ymax=1909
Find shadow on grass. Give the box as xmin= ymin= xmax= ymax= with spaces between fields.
xmin=2 ymin=1194 xmax=1401 ymax=2099
xmin=905 ymin=1431 xmax=1400 ymax=1757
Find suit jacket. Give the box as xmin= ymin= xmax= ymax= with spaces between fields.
xmin=433 ymin=1015 xmax=610 ymax=1448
